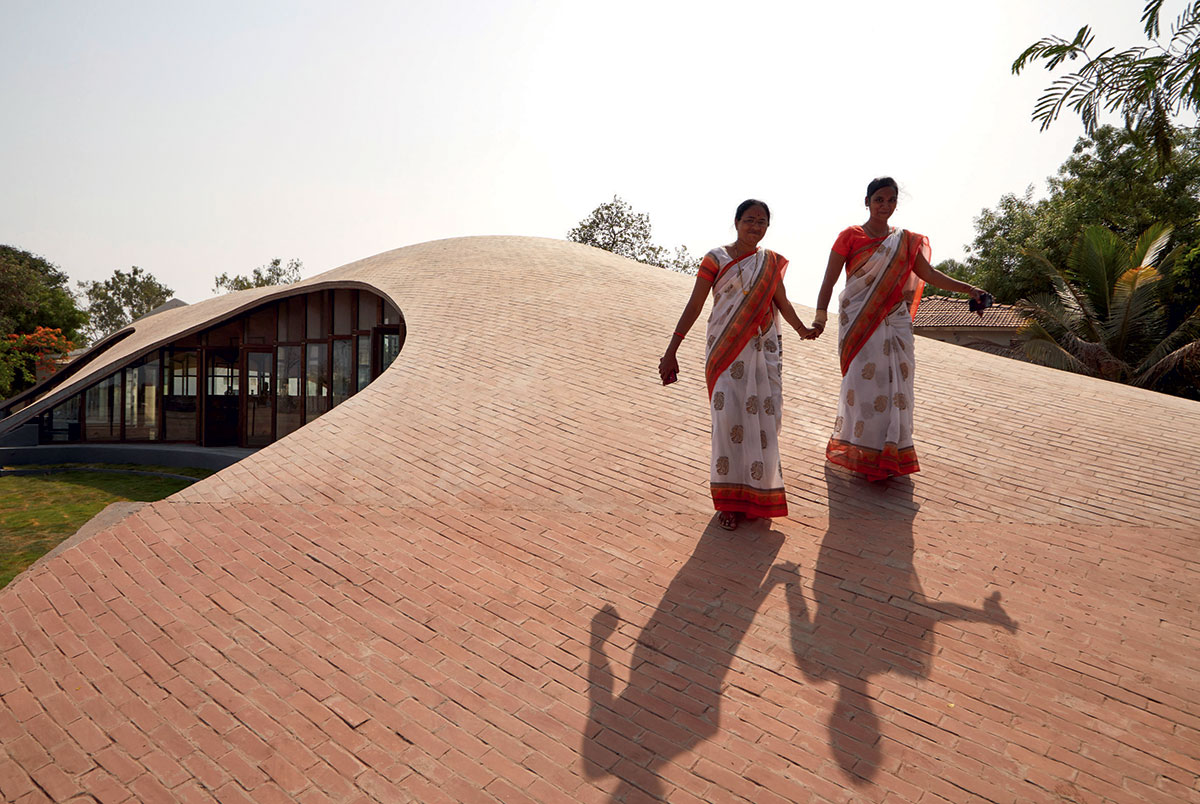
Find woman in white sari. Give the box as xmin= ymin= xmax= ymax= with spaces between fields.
xmin=659 ymin=200 xmax=812 ymax=530
xmin=810 ymin=177 xmax=987 ymax=481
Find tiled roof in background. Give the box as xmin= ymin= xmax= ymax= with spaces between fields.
xmin=914 ymin=294 xmax=1027 ymax=328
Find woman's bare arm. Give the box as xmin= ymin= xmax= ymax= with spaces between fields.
xmin=773 ymin=282 xmax=812 ymax=337
xmin=913 ymin=252 xmax=982 ymax=300
xmin=810 ymin=249 xmax=847 ymax=338
xmin=659 ymin=275 xmax=713 ymax=383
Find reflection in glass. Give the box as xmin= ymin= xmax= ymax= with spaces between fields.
xmin=245 ymin=351 xmax=273 ymax=447
xmin=204 ymin=350 xmax=239 ymax=447
xmin=305 ymin=343 xmax=329 ymax=423
xmin=383 ymin=301 xmax=400 ymax=325
xmin=41 ymin=396 xmax=81 ymax=442
xmin=332 ymin=339 xmax=352 ymax=409
xmin=164 ymin=349 xmax=198 ymax=440
xmin=85 ymin=374 xmax=120 ymax=440
xmin=276 ymin=346 xmax=302 ymax=438
xmin=381 ymin=332 xmax=401 ymax=373
xmin=124 ymin=354 xmax=160 ymax=441
xmin=207 ymin=353 xmax=239 ymax=397
xmin=356 ymin=335 xmax=371 ymax=391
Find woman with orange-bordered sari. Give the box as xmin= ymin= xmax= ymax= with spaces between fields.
xmin=810 ymin=177 xmax=987 ymax=481
xmin=660 ymin=200 xmax=812 ymax=530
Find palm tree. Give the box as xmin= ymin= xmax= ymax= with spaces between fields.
xmin=1012 ymin=0 xmax=1200 ymax=170
xmin=1018 ymin=223 xmax=1200 ymax=395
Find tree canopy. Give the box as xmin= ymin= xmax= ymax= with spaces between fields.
xmin=78 ymin=266 xmax=174 ymax=344
xmin=1013 ymin=0 xmax=1200 ymax=168
xmin=0 ymin=327 xmax=75 ymax=400
xmin=933 ymin=125 xmax=1200 ymax=329
xmin=1018 ymin=223 xmax=1200 ymax=398
xmin=213 ymin=258 xmax=303 ymax=294
xmin=568 ymin=196 xmax=699 ymax=275
xmin=0 ymin=246 xmax=87 ymax=343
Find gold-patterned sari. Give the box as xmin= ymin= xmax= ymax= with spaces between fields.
xmin=702 ymin=247 xmax=789 ymax=517
xmin=826 ymin=229 xmax=928 ymax=481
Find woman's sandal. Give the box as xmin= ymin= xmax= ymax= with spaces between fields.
xmin=718 ymin=511 xmax=740 ymax=531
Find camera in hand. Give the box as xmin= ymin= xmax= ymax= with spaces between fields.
xmin=969 ymin=292 xmax=994 ymax=313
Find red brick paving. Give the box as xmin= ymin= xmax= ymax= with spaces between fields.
xmin=2 ymin=237 xmax=1199 ymax=802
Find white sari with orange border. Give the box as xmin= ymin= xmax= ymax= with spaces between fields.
xmin=826 ymin=228 xmax=928 ymax=481
xmin=702 ymin=246 xmax=789 ymax=518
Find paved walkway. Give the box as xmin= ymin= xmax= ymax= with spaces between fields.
xmin=1 ymin=237 xmax=1198 ymax=803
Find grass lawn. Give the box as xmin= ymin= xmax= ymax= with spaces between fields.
xmin=0 ymin=465 xmax=213 ymax=589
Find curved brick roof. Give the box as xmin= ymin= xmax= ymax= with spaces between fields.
xmin=1 ymin=236 xmax=1197 ymax=803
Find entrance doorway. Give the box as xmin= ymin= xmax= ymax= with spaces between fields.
xmin=204 ymin=349 xmax=239 ymax=447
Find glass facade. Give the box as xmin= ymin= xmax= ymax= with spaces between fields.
xmin=332 ymin=339 xmax=352 ymax=409
xmin=164 ymin=349 xmax=199 ymax=441
xmin=381 ymin=332 xmax=401 ymax=373
xmin=332 ymin=290 xmax=353 ymax=336
xmin=356 ymin=335 xmax=371 ymax=391
xmin=40 ymin=396 xmax=80 ymax=443
xmin=33 ymin=288 xmax=403 ymax=449
xmin=276 ymin=345 xmax=303 ymax=439
xmin=245 ymin=351 xmax=274 ymax=447
xmin=85 ymin=375 xmax=120 ymax=440
xmin=304 ymin=343 xmax=329 ymax=424
xmin=124 ymin=354 xmax=160 ymax=441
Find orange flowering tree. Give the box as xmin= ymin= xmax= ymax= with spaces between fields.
xmin=0 ymin=326 xmax=74 ymax=400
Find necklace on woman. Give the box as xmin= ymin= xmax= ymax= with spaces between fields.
xmin=729 ymin=245 xmax=757 ymax=295
xmin=863 ymin=223 xmax=889 ymax=239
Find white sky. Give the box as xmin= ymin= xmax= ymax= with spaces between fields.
xmin=0 ymin=0 xmax=1181 ymax=307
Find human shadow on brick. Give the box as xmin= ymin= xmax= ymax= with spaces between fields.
xmin=583 ymin=522 xmax=790 ymax=802
xmin=777 ymin=465 xmax=1017 ymax=784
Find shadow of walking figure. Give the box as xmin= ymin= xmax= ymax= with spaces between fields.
xmin=583 ymin=521 xmax=790 ymax=801
xmin=776 ymin=466 xmax=1018 ymax=784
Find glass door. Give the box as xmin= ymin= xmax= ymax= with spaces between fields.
xmin=204 ymin=349 xmax=239 ymax=447
xmin=243 ymin=349 xmax=274 ymax=447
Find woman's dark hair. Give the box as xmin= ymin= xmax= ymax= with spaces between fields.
xmin=735 ymin=199 xmax=770 ymax=223
xmin=865 ymin=177 xmax=899 ymax=205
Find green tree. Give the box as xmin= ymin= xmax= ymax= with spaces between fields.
xmin=942 ymin=125 xmax=1200 ymax=318
xmin=1018 ymin=223 xmax=1200 ymax=397
xmin=928 ymin=186 xmax=1048 ymax=301
xmin=569 ymin=196 xmax=667 ymax=266
xmin=568 ymin=196 xmax=699 ymax=273
xmin=666 ymin=245 xmax=701 ymax=276
xmin=78 ymin=266 xmax=173 ymax=344
xmin=1013 ymin=0 xmax=1200 ymax=169
xmin=0 ymin=327 xmax=75 ymax=399
xmin=0 ymin=246 xmax=87 ymax=342
xmin=213 ymin=257 xmax=303 ymax=294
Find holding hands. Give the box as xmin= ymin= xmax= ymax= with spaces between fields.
xmin=806 ymin=310 xmax=827 ymax=340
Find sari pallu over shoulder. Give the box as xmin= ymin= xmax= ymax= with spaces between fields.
xmin=838 ymin=230 xmax=928 ymax=376
xmin=704 ymin=250 xmax=787 ymax=397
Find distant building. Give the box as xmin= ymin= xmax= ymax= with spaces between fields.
xmin=1 ymin=284 xmax=405 ymax=448
xmin=913 ymin=295 xmax=1027 ymax=358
